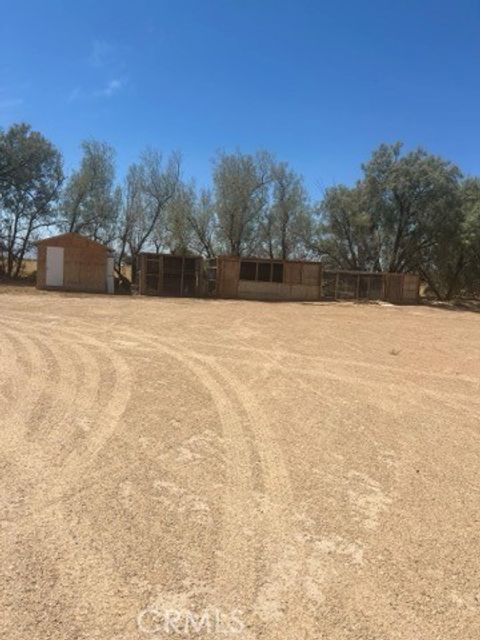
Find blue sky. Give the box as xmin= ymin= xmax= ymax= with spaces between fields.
xmin=1 ymin=0 xmax=479 ymax=195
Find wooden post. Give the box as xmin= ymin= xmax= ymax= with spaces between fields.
xmin=334 ymin=272 xmax=339 ymax=299
xmin=356 ymin=273 xmax=360 ymax=300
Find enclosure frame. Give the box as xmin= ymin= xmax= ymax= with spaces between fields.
xmin=137 ymin=252 xmax=204 ymax=297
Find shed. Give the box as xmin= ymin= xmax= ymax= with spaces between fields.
xmin=210 ymin=256 xmax=420 ymax=304
xmin=35 ymin=232 xmax=114 ymax=294
xmin=137 ymin=253 xmax=204 ymax=296
xmin=211 ymin=256 xmax=323 ymax=301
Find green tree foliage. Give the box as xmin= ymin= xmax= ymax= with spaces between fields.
xmin=213 ymin=150 xmax=271 ymax=256
xmin=319 ymin=183 xmax=382 ymax=270
xmin=187 ymin=188 xmax=218 ymax=258
xmin=0 ymin=123 xmax=63 ymax=277
xmin=460 ymin=178 xmax=480 ymax=296
xmin=117 ymin=149 xmax=181 ymax=280
xmin=260 ymin=161 xmax=311 ymax=259
xmin=61 ymin=140 xmax=121 ymax=244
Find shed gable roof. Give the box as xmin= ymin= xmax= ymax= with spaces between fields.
xmin=35 ymin=232 xmax=109 ymax=251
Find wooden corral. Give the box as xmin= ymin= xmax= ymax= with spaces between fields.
xmin=35 ymin=233 xmax=114 ymax=294
xmin=210 ymin=257 xmax=420 ymax=304
xmin=212 ymin=256 xmax=324 ymax=301
xmin=322 ymin=270 xmax=420 ymax=304
xmin=137 ymin=253 xmax=204 ymax=296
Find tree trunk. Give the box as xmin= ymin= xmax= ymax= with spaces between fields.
xmin=445 ymin=253 xmax=465 ymax=300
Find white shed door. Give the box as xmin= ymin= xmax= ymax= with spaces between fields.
xmin=46 ymin=246 xmax=64 ymax=287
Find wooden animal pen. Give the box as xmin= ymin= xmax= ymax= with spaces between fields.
xmin=35 ymin=232 xmax=114 ymax=294
xmin=322 ymin=270 xmax=420 ymax=304
xmin=137 ymin=253 xmax=203 ymax=296
xmin=210 ymin=257 xmax=419 ymax=304
xmin=211 ymin=256 xmax=324 ymax=301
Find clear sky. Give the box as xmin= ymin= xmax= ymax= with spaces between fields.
xmin=1 ymin=0 xmax=479 ymax=196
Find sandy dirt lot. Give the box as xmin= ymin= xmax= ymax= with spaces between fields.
xmin=0 ymin=287 xmax=479 ymax=639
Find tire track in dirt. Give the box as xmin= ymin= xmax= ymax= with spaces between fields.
xmin=31 ymin=312 xmax=270 ymax=616
xmin=0 ymin=315 xmax=132 ymax=509
xmin=3 ymin=311 xmax=248 ymax=622
xmin=26 ymin=331 xmax=80 ymax=446
xmin=180 ymin=337 xmax=480 ymax=387
xmin=0 ymin=321 xmax=79 ymax=455
xmin=0 ymin=329 xmax=19 ymax=405
xmin=114 ymin=326 xmax=258 ymax=610
xmin=179 ymin=349 xmax=315 ymax=635
xmin=162 ymin=340 xmax=378 ymax=637
xmin=0 ymin=314 xmax=135 ymax=636
xmin=0 ymin=320 xmax=119 ymax=499
xmin=0 ymin=326 xmax=47 ymax=427
xmin=207 ymin=353 xmax=480 ymax=437
xmin=31 ymin=314 xmax=259 ymax=619
xmin=52 ymin=337 xmax=103 ymax=462
xmin=0 ymin=318 xmax=133 ymax=631
xmin=115 ymin=324 xmax=316 ymax=635
xmin=132 ymin=329 xmax=400 ymax=636
xmin=0 ymin=326 xmax=52 ymax=481
xmin=183 ymin=342 xmax=410 ymax=634
xmin=0 ymin=326 xmax=53 ymax=534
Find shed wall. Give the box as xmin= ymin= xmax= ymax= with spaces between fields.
xmin=216 ymin=257 xmax=240 ymax=297
xmin=216 ymin=257 xmax=323 ymax=301
xmin=401 ymin=274 xmax=420 ymax=303
xmin=36 ymin=235 xmax=109 ymax=293
xmin=238 ymin=281 xmax=321 ymax=300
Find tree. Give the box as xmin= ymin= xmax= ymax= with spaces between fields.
xmin=459 ymin=177 xmax=480 ymax=296
xmin=317 ymin=143 xmax=467 ymax=298
xmin=186 ymin=188 xmax=218 ymax=258
xmin=151 ymin=183 xmax=220 ymax=258
xmin=155 ymin=181 xmax=195 ymax=254
xmin=0 ymin=123 xmax=63 ymax=277
xmin=259 ymin=162 xmax=311 ymax=259
xmin=116 ymin=149 xmax=181 ymax=281
xmin=319 ymin=183 xmax=383 ymax=270
xmin=361 ymin=143 xmax=462 ymax=275
xmin=213 ymin=150 xmax=271 ymax=255
xmin=61 ymin=140 xmax=121 ymax=244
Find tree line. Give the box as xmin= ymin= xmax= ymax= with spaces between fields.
xmin=1 ymin=122 xmax=479 ymax=298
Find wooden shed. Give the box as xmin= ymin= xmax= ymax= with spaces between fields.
xmin=210 ymin=256 xmax=420 ymax=304
xmin=321 ymin=270 xmax=420 ymax=304
xmin=137 ymin=253 xmax=204 ymax=296
xmin=211 ymin=256 xmax=324 ymax=301
xmin=35 ymin=232 xmax=114 ymax=294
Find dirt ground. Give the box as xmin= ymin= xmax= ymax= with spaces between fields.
xmin=1 ymin=286 xmax=479 ymax=640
